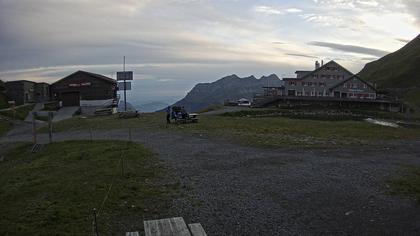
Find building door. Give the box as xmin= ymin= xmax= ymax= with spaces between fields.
xmin=61 ymin=92 xmax=80 ymax=106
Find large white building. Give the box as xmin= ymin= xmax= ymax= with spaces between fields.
xmin=282 ymin=60 xmax=377 ymax=99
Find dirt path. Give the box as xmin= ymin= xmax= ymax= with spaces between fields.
xmin=1 ymin=128 xmax=420 ymax=235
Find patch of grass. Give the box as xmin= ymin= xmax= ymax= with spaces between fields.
xmin=39 ymin=113 xmax=163 ymax=133
xmin=197 ymin=104 xmax=225 ymax=113
xmin=44 ymin=112 xmax=420 ymax=147
xmin=0 ymin=140 xmax=180 ymax=235
xmin=0 ymin=119 xmax=13 ymax=135
xmin=389 ymin=167 xmax=420 ymax=203
xmin=169 ymin=115 xmax=420 ymax=147
xmin=0 ymin=104 xmax=35 ymax=120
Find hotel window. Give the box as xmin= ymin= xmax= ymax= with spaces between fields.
xmin=289 ymin=81 xmax=297 ymax=86
xmin=297 ymin=91 xmax=302 ymax=96
xmin=318 ymin=91 xmax=322 ymax=96
xmin=302 ymin=82 xmax=307 ymax=86
xmin=363 ymin=84 xmax=367 ymax=88
xmin=305 ymin=92 xmax=310 ymax=96
xmin=311 ymin=91 xmax=315 ymax=96
xmin=308 ymin=82 xmax=312 ymax=86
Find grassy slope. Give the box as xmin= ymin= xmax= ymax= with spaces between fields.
xmin=0 ymin=141 xmax=180 ymax=235
xmin=43 ymin=112 xmax=420 ymax=147
xmin=358 ymin=34 xmax=420 ymax=109
xmin=389 ymin=167 xmax=420 ymax=203
xmin=0 ymin=104 xmax=35 ymax=120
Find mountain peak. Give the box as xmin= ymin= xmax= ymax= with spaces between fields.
xmin=171 ymin=73 xmax=284 ymax=112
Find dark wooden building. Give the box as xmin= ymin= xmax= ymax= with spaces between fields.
xmin=51 ymin=71 xmax=117 ymax=107
xmin=5 ymin=80 xmax=51 ymax=105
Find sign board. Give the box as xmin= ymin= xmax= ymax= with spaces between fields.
xmin=118 ymin=82 xmax=131 ymax=90
xmin=68 ymin=82 xmax=91 ymax=87
xmin=117 ymin=71 xmax=133 ymax=81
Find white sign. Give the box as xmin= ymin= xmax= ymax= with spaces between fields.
xmin=117 ymin=71 xmax=133 ymax=81
xmin=118 ymin=82 xmax=131 ymax=90
xmin=68 ymin=82 xmax=91 ymax=87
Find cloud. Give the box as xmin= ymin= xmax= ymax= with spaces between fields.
xmin=308 ymin=41 xmax=389 ymax=57
xmin=254 ymin=6 xmax=302 ymax=15
xmin=254 ymin=6 xmax=283 ymax=15
xmin=286 ymin=8 xmax=302 ymax=13
xmin=395 ymin=38 xmax=410 ymax=43
xmin=285 ymin=53 xmax=318 ymax=59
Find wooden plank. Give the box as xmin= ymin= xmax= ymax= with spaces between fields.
xmin=170 ymin=217 xmax=191 ymax=236
xmin=126 ymin=232 xmax=139 ymax=236
xmin=144 ymin=217 xmax=191 ymax=236
xmin=188 ymin=223 xmax=207 ymax=236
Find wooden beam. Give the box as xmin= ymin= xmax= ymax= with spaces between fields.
xmin=188 ymin=223 xmax=207 ymax=236
xmin=144 ymin=217 xmax=191 ymax=236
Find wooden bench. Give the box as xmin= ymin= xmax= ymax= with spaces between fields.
xmin=126 ymin=217 xmax=207 ymax=236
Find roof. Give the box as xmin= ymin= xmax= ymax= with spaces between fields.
xmin=299 ymin=60 xmax=354 ymax=80
xmin=5 ymin=80 xmax=36 ymax=84
xmin=329 ymin=75 xmax=377 ymax=92
xmin=295 ymin=70 xmax=312 ymax=73
xmin=282 ymin=60 xmax=354 ymax=81
xmin=52 ymin=70 xmax=117 ymax=85
xmin=263 ymin=86 xmax=284 ymax=88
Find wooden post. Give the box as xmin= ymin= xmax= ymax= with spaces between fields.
xmin=48 ymin=112 xmax=53 ymax=143
xmin=92 ymin=208 xmax=99 ymax=236
xmin=121 ymin=155 xmax=124 ymax=177
xmin=128 ymin=128 xmax=132 ymax=142
xmin=89 ymin=128 xmax=93 ymax=141
xmin=32 ymin=112 xmax=37 ymax=145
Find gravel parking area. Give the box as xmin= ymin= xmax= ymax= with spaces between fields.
xmin=141 ymin=132 xmax=420 ymax=235
xmin=2 ymin=128 xmax=420 ymax=235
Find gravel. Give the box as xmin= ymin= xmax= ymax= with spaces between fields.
xmin=2 ymin=128 xmax=420 ymax=235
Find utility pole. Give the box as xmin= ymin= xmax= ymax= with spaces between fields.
xmin=123 ymin=56 xmax=127 ymax=112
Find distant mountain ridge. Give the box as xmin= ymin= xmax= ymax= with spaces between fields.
xmin=172 ymin=74 xmax=283 ymax=112
xmin=358 ymin=34 xmax=420 ymax=110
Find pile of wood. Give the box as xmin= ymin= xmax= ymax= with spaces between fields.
xmin=94 ymin=108 xmax=113 ymax=116
xmin=118 ymin=111 xmax=140 ymax=119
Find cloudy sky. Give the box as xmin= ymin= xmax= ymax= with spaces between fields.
xmin=0 ymin=0 xmax=419 ymax=104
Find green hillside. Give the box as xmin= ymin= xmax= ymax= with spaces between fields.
xmin=358 ymin=34 xmax=420 ymax=110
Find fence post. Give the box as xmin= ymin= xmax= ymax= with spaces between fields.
xmin=128 ymin=128 xmax=132 ymax=142
xmin=121 ymin=155 xmax=124 ymax=177
xmin=48 ymin=112 xmax=53 ymax=143
xmin=93 ymin=208 xmax=99 ymax=236
xmin=89 ymin=128 xmax=93 ymax=142
xmin=32 ymin=112 xmax=37 ymax=145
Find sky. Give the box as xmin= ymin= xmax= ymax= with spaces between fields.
xmin=0 ymin=0 xmax=419 ymax=104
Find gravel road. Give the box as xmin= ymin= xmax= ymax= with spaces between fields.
xmin=2 ymin=128 xmax=420 ymax=235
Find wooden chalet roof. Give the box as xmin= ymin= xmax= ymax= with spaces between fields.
xmin=52 ymin=70 xmax=117 ymax=85
xmin=329 ymin=75 xmax=378 ymax=92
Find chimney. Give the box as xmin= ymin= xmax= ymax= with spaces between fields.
xmin=321 ymin=60 xmax=324 ymax=66
xmin=315 ymin=61 xmax=320 ymax=69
